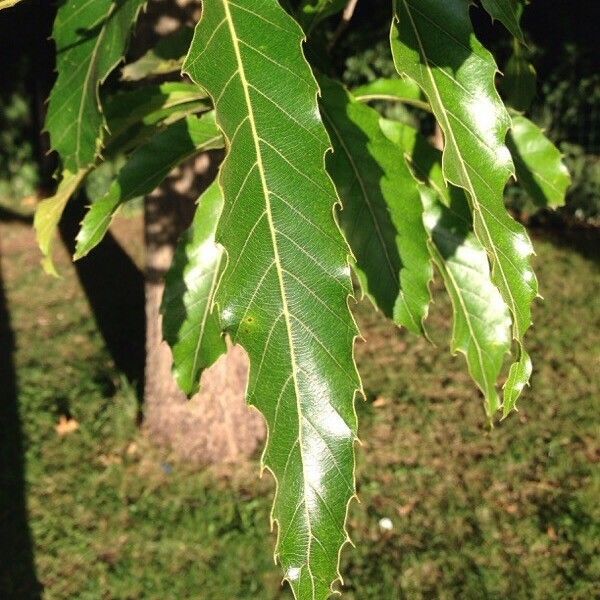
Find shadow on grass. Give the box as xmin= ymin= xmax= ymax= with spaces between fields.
xmin=0 ymin=253 xmax=42 ymax=598
xmin=528 ymin=215 xmax=600 ymax=265
xmin=59 ymin=194 xmax=146 ymax=412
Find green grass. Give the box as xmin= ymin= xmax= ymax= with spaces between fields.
xmin=1 ymin=219 xmax=599 ymax=599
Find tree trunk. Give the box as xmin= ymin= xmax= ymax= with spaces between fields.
xmin=143 ymin=156 xmax=265 ymax=464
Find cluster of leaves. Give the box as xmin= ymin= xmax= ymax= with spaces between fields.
xmin=2 ymin=0 xmax=572 ymax=597
xmin=560 ymin=143 xmax=600 ymax=224
xmin=0 ymin=91 xmax=39 ymax=202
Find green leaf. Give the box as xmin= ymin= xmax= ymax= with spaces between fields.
xmin=34 ymin=169 xmax=89 ymax=276
xmin=184 ymin=2 xmax=361 ymax=597
xmin=74 ymin=113 xmax=223 ymax=259
xmin=500 ymin=53 xmax=537 ymax=112
xmin=508 ymin=114 xmax=571 ymax=209
xmin=502 ymin=349 xmax=532 ymax=417
xmin=319 ymin=76 xmax=432 ymax=334
xmin=45 ymin=0 xmax=146 ymax=172
xmin=352 ymin=77 xmax=431 ymax=111
xmin=297 ymin=0 xmax=347 ymax=34
xmin=161 ymin=180 xmax=226 ymax=395
xmin=420 ymin=186 xmax=512 ymax=416
xmin=480 ymin=0 xmax=524 ymax=40
xmin=104 ymin=82 xmax=208 ymax=135
xmin=391 ymin=0 xmax=537 ymax=411
xmin=103 ymin=82 xmax=210 ymax=155
xmin=121 ymin=26 xmax=195 ymax=81
xmin=382 ymin=117 xmax=513 ymax=416
xmin=380 ymin=117 xmax=447 ymax=202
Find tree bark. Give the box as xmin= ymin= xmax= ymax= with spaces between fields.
xmin=143 ymin=155 xmax=265 ymax=464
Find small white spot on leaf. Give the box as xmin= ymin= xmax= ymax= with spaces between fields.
xmin=423 ymin=211 xmax=440 ymax=231
xmin=198 ymin=240 xmax=220 ymax=265
xmin=492 ymin=323 xmax=510 ymax=345
xmin=523 ymin=269 xmax=535 ymax=283
xmin=513 ymin=233 xmax=533 ymax=258
xmin=221 ymin=307 xmax=234 ymax=326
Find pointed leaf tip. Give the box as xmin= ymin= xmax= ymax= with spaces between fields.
xmin=391 ymin=0 xmax=537 ymax=409
xmin=319 ymin=76 xmax=432 ymax=335
xmin=34 ymin=169 xmax=89 ymax=276
xmin=162 ymin=180 xmax=227 ymax=395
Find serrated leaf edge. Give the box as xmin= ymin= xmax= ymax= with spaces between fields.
xmin=160 ymin=181 xmax=226 ymax=396
xmin=47 ymin=0 xmax=147 ymax=171
xmin=183 ymin=3 xmax=363 ymax=596
xmin=391 ymin=0 xmax=536 ymax=414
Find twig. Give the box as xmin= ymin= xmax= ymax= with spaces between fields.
xmin=328 ymin=0 xmax=359 ymax=51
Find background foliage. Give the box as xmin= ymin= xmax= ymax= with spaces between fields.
xmin=336 ymin=1 xmax=599 ymax=224
xmin=1 ymin=1 xmax=598 ymax=222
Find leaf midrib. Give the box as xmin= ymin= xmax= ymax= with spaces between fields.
xmin=399 ymin=0 xmax=520 ymax=338
xmin=74 ymin=4 xmax=113 ymax=168
xmin=428 ymin=237 xmax=491 ymax=399
xmin=189 ymin=252 xmax=223 ymax=385
xmin=221 ymin=1 xmax=315 ymax=592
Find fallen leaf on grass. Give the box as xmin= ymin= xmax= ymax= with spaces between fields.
xmin=55 ymin=415 xmax=79 ymax=436
xmin=99 ymin=454 xmax=122 ymax=466
xmin=397 ymin=501 xmax=417 ymax=517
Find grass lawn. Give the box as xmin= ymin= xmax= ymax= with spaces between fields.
xmin=0 ymin=213 xmax=599 ymax=599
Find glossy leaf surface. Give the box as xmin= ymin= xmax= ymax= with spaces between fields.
xmin=420 ymin=186 xmax=511 ymax=416
xmin=383 ymin=118 xmax=513 ymax=415
xmin=508 ymin=114 xmax=571 ymax=209
xmin=161 ymin=180 xmax=226 ymax=395
xmin=75 ymin=114 xmax=223 ymax=259
xmin=391 ymin=0 xmax=537 ymax=410
xmin=46 ymin=0 xmax=145 ymax=171
xmin=319 ymin=76 xmax=432 ymax=333
xmin=184 ymin=1 xmax=361 ymax=597
xmin=352 ymin=77 xmax=430 ymax=111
